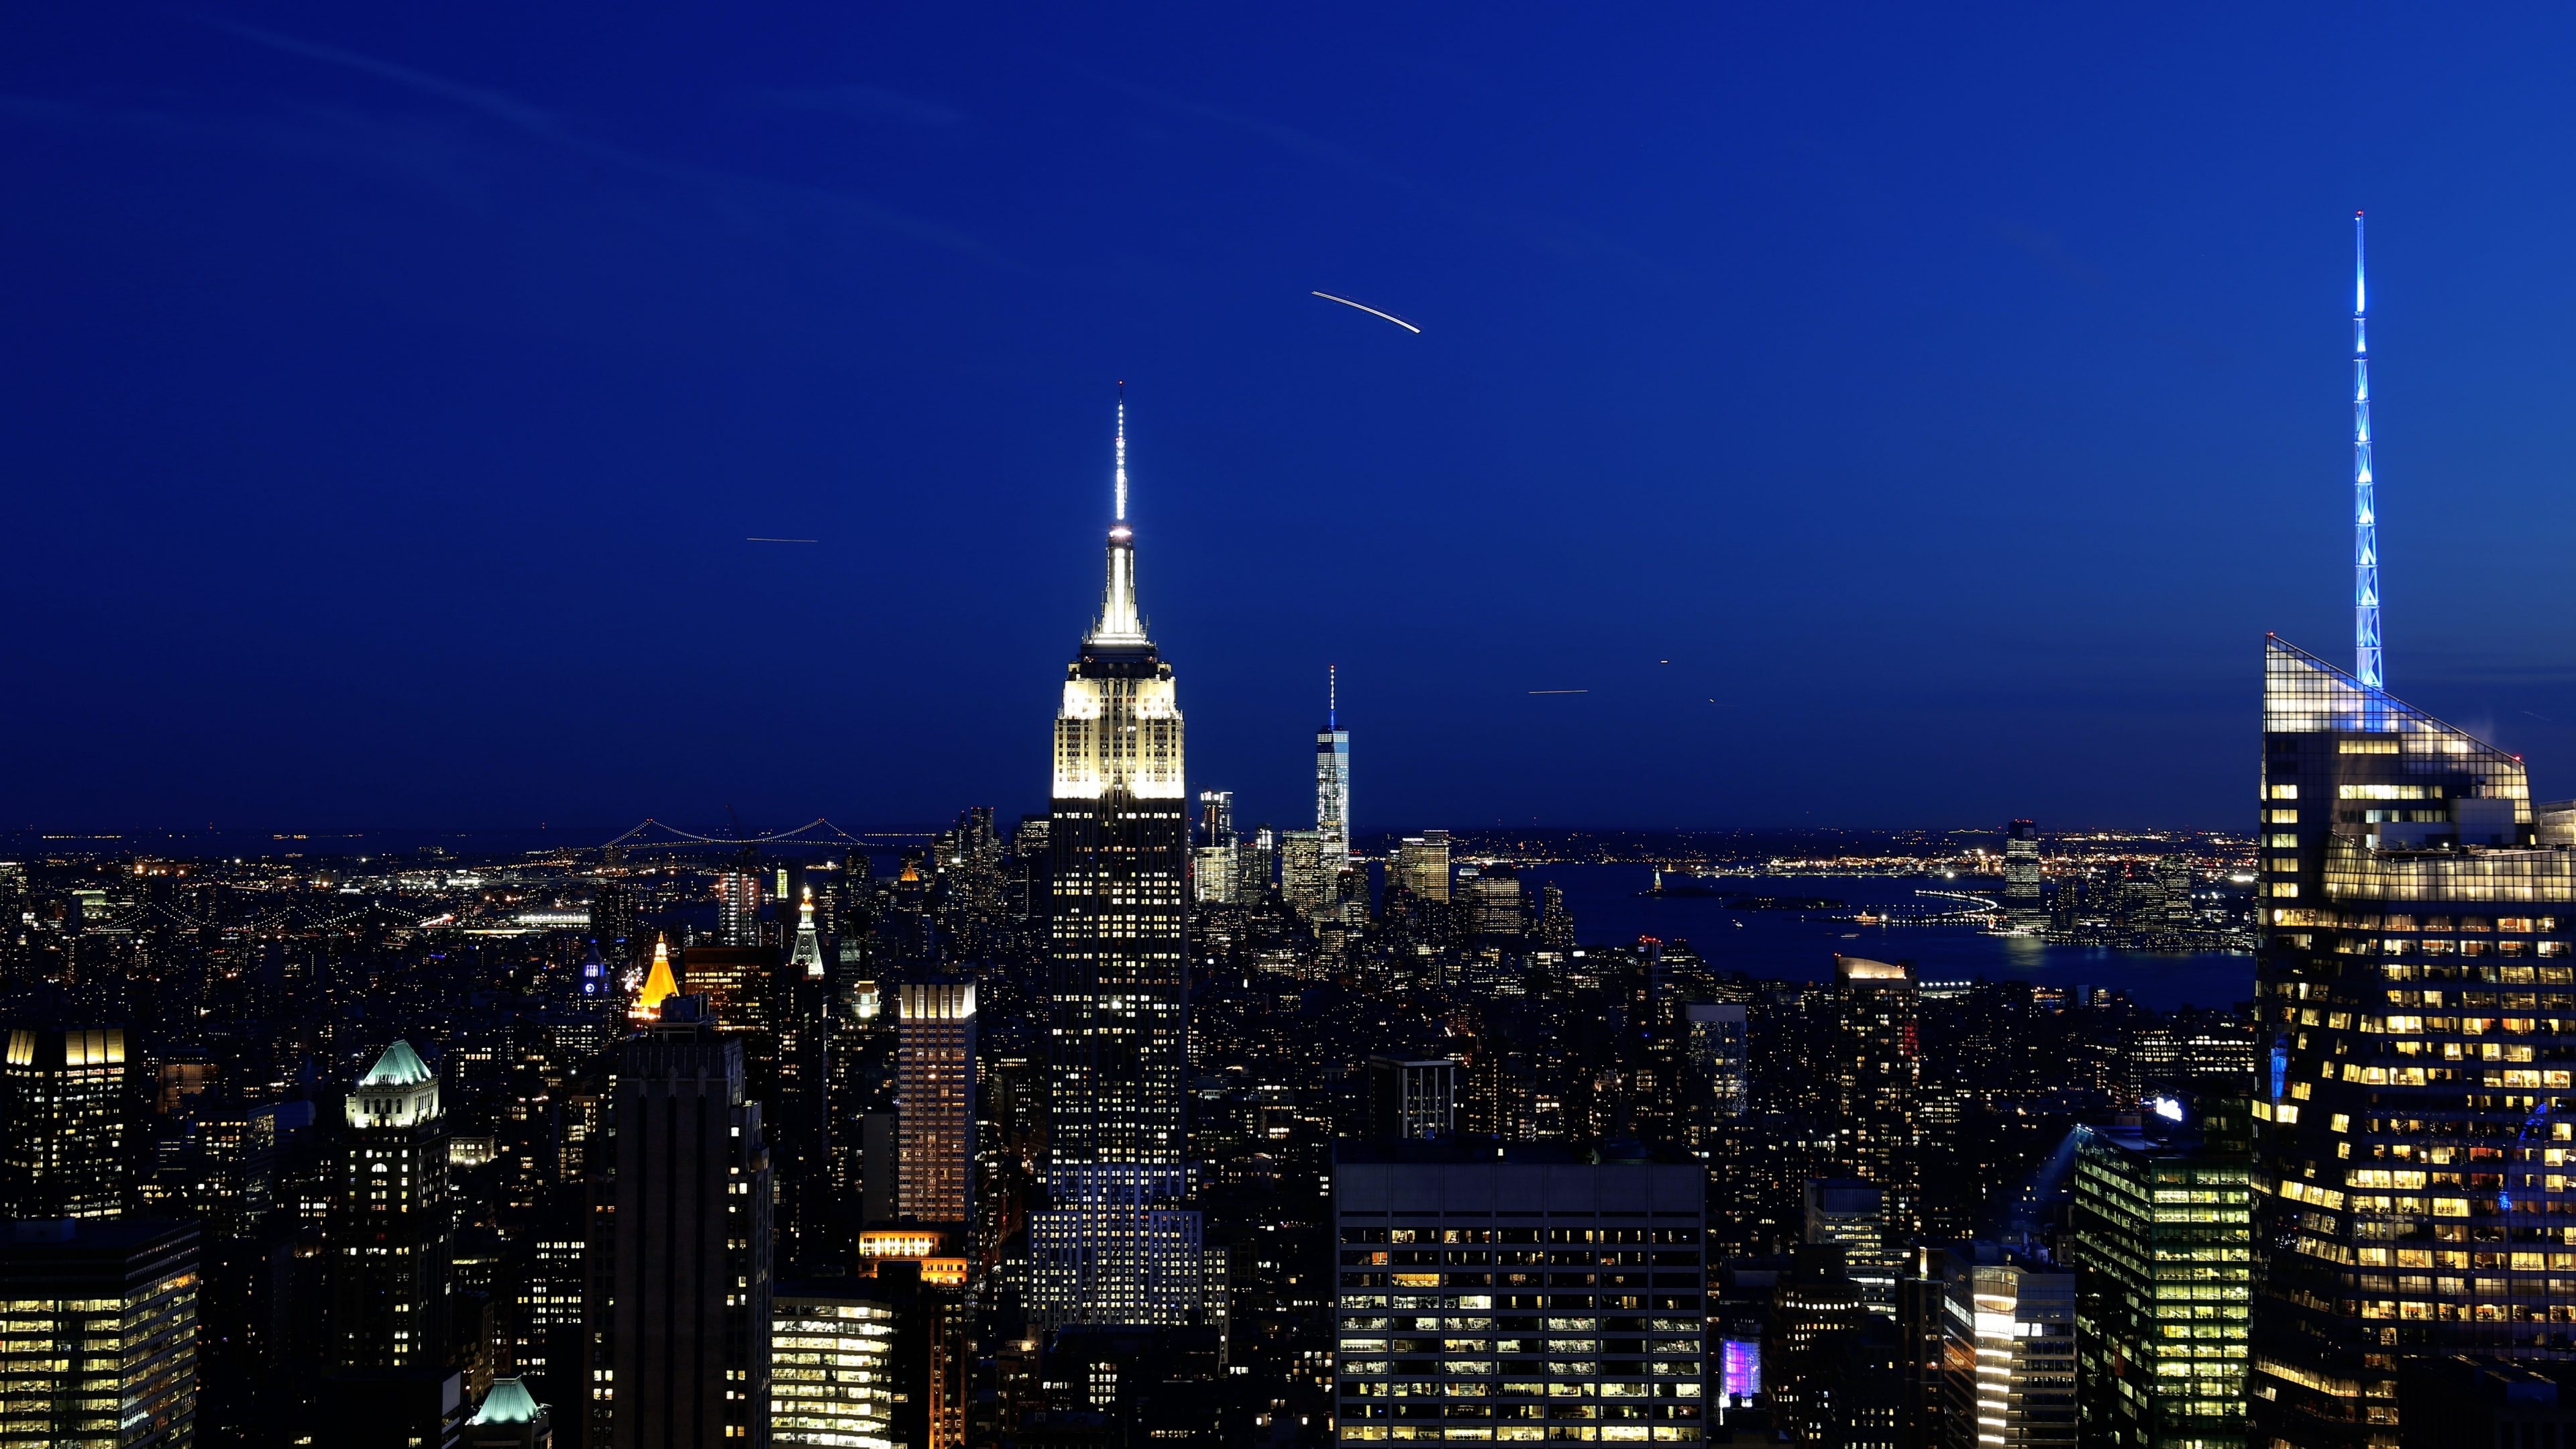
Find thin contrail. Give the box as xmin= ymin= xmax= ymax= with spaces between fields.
xmin=747 ymin=537 xmax=820 ymax=543
xmin=1312 ymin=291 xmax=1421 ymax=334
xmin=1528 ymin=689 xmax=1588 ymax=695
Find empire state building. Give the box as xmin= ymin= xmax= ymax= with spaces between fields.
xmin=1029 ymin=394 xmax=1209 ymax=1330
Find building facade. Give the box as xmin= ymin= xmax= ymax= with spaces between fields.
xmin=897 ymin=979 xmax=976 ymax=1226
xmin=0 ymin=1218 xmax=199 ymax=1448
xmin=2253 ymin=637 xmax=2576 ymax=1446
xmin=1332 ymin=1140 xmax=1707 ymax=1444
xmin=2004 ymin=820 xmax=2045 ymax=932
xmin=771 ymin=1285 xmax=901 ymax=1449
xmin=1935 ymin=1247 xmax=2077 ymax=1448
xmin=586 ymin=1000 xmax=773 ymax=1446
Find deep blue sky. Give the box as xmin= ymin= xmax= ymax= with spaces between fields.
xmin=8 ymin=5 xmax=2576 ymax=835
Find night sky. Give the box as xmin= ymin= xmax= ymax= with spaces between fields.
xmin=9 ymin=5 xmax=2576 ymax=835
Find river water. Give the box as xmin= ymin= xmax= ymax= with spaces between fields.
xmin=1516 ymin=863 xmax=2254 ymax=1012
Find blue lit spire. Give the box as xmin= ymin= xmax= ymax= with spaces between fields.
xmin=2353 ymin=210 xmax=2382 ymax=690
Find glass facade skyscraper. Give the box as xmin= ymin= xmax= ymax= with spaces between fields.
xmin=1833 ymin=956 xmax=1919 ymax=1240
xmin=1318 ymin=667 xmax=1352 ymax=877
xmin=2253 ymin=635 xmax=2576 ymax=1447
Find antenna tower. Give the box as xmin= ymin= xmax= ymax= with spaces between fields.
xmin=2353 ymin=211 xmax=2382 ymax=690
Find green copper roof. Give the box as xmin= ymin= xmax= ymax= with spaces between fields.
xmin=358 ymin=1039 xmax=433 ymax=1088
xmin=470 ymin=1377 xmax=542 ymax=1424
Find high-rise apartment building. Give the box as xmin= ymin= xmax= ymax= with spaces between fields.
xmin=2251 ymin=635 xmax=2576 ymax=1446
xmin=898 ymin=979 xmax=976 ymax=1225
xmin=1030 ymin=397 xmax=1203 ymax=1329
xmin=1684 ymin=1002 xmax=1750 ymax=1124
xmin=716 ymin=861 xmax=763 ymax=948
xmin=1465 ymin=868 xmax=1523 ymax=941
xmin=0 ymin=1218 xmax=199 ymax=1448
xmin=331 ymin=1038 xmax=451 ymax=1371
xmin=586 ymin=998 xmax=773 ymax=1446
xmin=1317 ymin=667 xmax=1352 ymax=875
xmin=2072 ymin=1100 xmax=2253 ymax=1448
xmin=1833 ymin=956 xmax=1919 ymax=1238
xmin=1331 ymin=1140 xmax=1707 ymax=1444
xmin=0 ymin=1023 xmax=129 ymax=1218
xmin=2004 ymin=820 xmax=2045 ymax=932
xmin=1389 ymin=831 xmax=1452 ymax=904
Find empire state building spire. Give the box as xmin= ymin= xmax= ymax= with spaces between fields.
xmin=1089 ymin=387 xmax=1147 ymax=647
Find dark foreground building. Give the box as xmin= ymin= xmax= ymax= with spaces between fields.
xmin=1332 ymin=1138 xmax=1707 ymax=1443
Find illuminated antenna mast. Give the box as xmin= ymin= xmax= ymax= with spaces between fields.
xmin=1114 ymin=381 xmax=1128 ymax=523
xmin=1328 ymin=663 xmax=1337 ymax=730
xmin=2353 ymin=211 xmax=2382 ymax=690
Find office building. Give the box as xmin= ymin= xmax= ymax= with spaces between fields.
xmin=1282 ymin=830 xmax=1330 ymax=921
xmin=0 ymin=1218 xmax=198 ymax=1447
xmin=1318 ymin=665 xmax=1352 ymax=875
xmin=1805 ymin=1178 xmax=1898 ymax=1318
xmin=678 ymin=944 xmax=773 ymax=1036
xmin=1389 ymin=831 xmax=1452 ymax=904
xmin=1030 ymin=396 xmax=1203 ymax=1328
xmin=2004 ymin=820 xmax=2044 ymax=932
xmin=2071 ymin=1100 xmax=2252 ymax=1448
xmin=586 ymin=997 xmax=773 ymax=1446
xmin=1198 ymin=788 xmax=1233 ymax=848
xmin=2394 ymin=1356 xmax=2576 ymax=1448
xmin=1933 ymin=1245 xmax=2076 ymax=1448
xmin=1331 ymin=1138 xmax=1707 ymax=1444
xmin=771 ymin=1285 xmax=901 ymax=1449
xmin=777 ymin=890 xmax=839 ymax=1275
xmin=1833 ymin=956 xmax=1919 ymax=1238
xmin=1767 ymin=1244 xmax=1898 ymax=1447
xmin=0 ymin=1023 xmax=128 ymax=1218
xmin=2253 ymin=636 xmax=2576 ymax=1445
xmin=1366 ymin=1056 xmax=1457 ymax=1140
xmin=898 ymin=979 xmax=976 ymax=1224
xmin=1464 ymin=869 xmax=1523 ymax=941
xmin=331 ymin=1038 xmax=451 ymax=1370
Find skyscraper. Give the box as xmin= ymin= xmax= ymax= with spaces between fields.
xmin=771 ymin=1285 xmax=902 ymax=1448
xmin=587 ymin=997 xmax=773 ymax=1446
xmin=1031 ymin=394 xmax=1203 ymax=1328
xmin=1281 ymin=830 xmax=1330 ymax=920
xmin=1833 ymin=956 xmax=1919 ymax=1239
xmin=1933 ymin=1246 xmax=2077 ymax=1448
xmin=2004 ymin=819 xmax=2044 ymax=932
xmin=716 ymin=859 xmax=763 ymax=948
xmin=1390 ymin=830 xmax=1452 ymax=903
xmin=0 ymin=1022 xmax=129 ymax=1218
xmin=1365 ymin=1055 xmax=1458 ymax=1140
xmin=1193 ymin=789 xmax=1238 ymax=906
xmin=2071 ymin=1099 xmax=2253 ymax=1448
xmin=2251 ymin=635 xmax=2576 ymax=1445
xmin=331 ymin=1038 xmax=452 ymax=1371
xmin=1317 ymin=665 xmax=1351 ymax=875
xmin=0 ymin=1218 xmax=199 ymax=1448
xmin=898 ymin=979 xmax=976 ymax=1225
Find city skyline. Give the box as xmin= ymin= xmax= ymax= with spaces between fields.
xmin=12 ymin=9 xmax=2576 ymax=832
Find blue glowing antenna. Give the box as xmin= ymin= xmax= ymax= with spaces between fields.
xmin=2353 ymin=211 xmax=2382 ymax=690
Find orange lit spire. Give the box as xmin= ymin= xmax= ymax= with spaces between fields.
xmin=633 ymin=934 xmax=679 ymax=1021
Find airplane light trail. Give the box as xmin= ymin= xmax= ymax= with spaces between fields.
xmin=1311 ymin=291 xmax=1421 ymax=333
xmin=746 ymin=537 xmax=819 ymax=543
xmin=1528 ymin=689 xmax=1589 ymax=695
